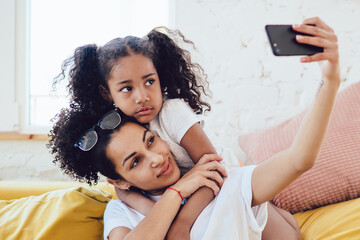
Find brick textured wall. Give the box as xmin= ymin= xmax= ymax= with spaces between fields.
xmin=1 ymin=0 xmax=359 ymax=180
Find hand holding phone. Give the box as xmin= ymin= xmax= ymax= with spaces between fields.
xmin=265 ymin=24 xmax=324 ymax=56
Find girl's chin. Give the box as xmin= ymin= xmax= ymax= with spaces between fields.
xmin=135 ymin=115 xmax=155 ymax=124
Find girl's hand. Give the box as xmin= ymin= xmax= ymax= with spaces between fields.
xmin=293 ymin=17 xmax=340 ymax=84
xmin=171 ymin=154 xmax=227 ymax=198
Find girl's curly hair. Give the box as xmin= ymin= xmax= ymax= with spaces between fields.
xmin=48 ymin=105 xmax=128 ymax=185
xmin=53 ymin=27 xmax=211 ymax=115
xmin=50 ymin=27 xmax=211 ymax=184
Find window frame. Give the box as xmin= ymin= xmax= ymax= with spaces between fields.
xmin=0 ymin=0 xmax=175 ymax=135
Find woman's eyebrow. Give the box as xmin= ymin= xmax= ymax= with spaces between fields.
xmin=123 ymin=130 xmax=149 ymax=166
xmin=123 ymin=152 xmax=136 ymax=166
xmin=143 ymin=129 xmax=149 ymax=142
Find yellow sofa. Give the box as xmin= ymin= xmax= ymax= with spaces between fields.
xmin=0 ymin=181 xmax=359 ymax=240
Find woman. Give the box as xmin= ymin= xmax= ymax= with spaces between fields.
xmin=49 ymin=17 xmax=340 ymax=239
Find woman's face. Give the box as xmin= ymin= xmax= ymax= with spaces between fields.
xmin=106 ymin=54 xmax=163 ymax=124
xmin=106 ymin=122 xmax=180 ymax=195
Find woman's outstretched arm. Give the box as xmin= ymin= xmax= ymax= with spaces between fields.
xmin=251 ymin=17 xmax=340 ymax=206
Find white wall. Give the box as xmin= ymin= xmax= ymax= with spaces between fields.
xmin=1 ymin=0 xmax=359 ymax=180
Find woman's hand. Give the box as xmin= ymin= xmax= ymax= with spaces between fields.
xmin=170 ymin=154 xmax=227 ymax=198
xmin=293 ymin=17 xmax=340 ymax=84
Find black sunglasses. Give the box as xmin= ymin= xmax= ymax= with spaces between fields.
xmin=74 ymin=108 xmax=122 ymax=151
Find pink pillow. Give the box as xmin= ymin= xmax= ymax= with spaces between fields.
xmin=238 ymin=81 xmax=360 ymax=213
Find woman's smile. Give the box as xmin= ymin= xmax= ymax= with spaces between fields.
xmin=158 ymin=159 xmax=172 ymax=177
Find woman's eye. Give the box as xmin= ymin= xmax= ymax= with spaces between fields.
xmin=120 ymin=86 xmax=132 ymax=92
xmin=145 ymin=79 xmax=155 ymax=86
xmin=148 ymin=136 xmax=155 ymax=147
xmin=131 ymin=157 xmax=140 ymax=168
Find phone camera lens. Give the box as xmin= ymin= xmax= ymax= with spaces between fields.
xmin=275 ymin=49 xmax=280 ymax=53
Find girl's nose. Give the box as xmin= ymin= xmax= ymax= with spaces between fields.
xmin=135 ymin=88 xmax=150 ymax=104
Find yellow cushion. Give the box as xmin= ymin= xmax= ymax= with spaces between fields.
xmin=294 ymin=197 xmax=360 ymax=240
xmin=0 ymin=181 xmax=117 ymax=200
xmin=0 ymin=187 xmax=112 ymax=240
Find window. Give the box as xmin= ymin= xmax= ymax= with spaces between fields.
xmin=0 ymin=0 xmax=171 ymax=134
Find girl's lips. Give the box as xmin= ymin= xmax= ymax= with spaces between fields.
xmin=137 ymin=107 xmax=152 ymax=116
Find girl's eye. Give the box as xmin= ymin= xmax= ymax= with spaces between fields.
xmin=148 ymin=136 xmax=155 ymax=147
xmin=145 ymin=79 xmax=155 ymax=86
xmin=131 ymin=157 xmax=140 ymax=168
xmin=120 ymin=86 xmax=132 ymax=92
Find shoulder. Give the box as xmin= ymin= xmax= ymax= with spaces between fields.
xmin=161 ymin=98 xmax=193 ymax=113
xmin=103 ymin=199 xmax=146 ymax=238
xmin=222 ymin=166 xmax=257 ymax=202
xmin=228 ymin=166 xmax=256 ymax=185
xmin=103 ymin=200 xmax=131 ymax=239
xmin=160 ymin=98 xmax=199 ymax=120
xmin=104 ymin=199 xmax=126 ymax=215
xmin=158 ymin=98 xmax=204 ymax=143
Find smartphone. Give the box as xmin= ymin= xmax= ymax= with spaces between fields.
xmin=265 ymin=24 xmax=323 ymax=56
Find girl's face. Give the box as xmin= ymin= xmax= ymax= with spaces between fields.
xmin=107 ymin=54 xmax=163 ymax=124
xmin=106 ymin=122 xmax=180 ymax=195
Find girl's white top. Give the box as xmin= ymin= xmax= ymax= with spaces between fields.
xmin=149 ymin=98 xmax=240 ymax=175
xmin=103 ymin=165 xmax=268 ymax=240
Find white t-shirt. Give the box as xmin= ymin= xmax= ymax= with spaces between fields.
xmin=149 ymin=99 xmax=240 ymax=175
xmin=103 ymin=165 xmax=268 ymax=240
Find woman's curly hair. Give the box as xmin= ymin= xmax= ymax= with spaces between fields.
xmin=53 ymin=27 xmax=211 ymax=115
xmin=48 ymin=105 xmax=127 ymax=185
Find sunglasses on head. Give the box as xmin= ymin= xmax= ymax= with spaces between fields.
xmin=74 ymin=108 xmax=122 ymax=151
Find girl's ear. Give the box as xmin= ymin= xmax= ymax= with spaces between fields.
xmin=99 ymin=85 xmax=113 ymax=102
xmin=107 ymin=178 xmax=131 ymax=190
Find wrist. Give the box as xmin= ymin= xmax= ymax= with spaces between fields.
xmin=322 ymin=69 xmax=341 ymax=88
xmin=321 ymin=78 xmax=341 ymax=92
xmin=167 ymin=187 xmax=184 ymax=201
xmin=164 ymin=187 xmax=184 ymax=206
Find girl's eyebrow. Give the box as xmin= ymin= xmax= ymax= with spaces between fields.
xmin=116 ymin=73 xmax=156 ymax=86
xmin=142 ymin=73 xmax=156 ymax=79
xmin=116 ymin=80 xmax=131 ymax=86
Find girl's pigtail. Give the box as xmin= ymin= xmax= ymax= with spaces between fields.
xmin=53 ymin=44 xmax=112 ymax=113
xmin=146 ymin=28 xmax=211 ymax=114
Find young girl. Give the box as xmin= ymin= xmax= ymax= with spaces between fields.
xmin=53 ymin=25 xmax=302 ymax=239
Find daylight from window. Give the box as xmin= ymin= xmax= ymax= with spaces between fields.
xmin=30 ymin=0 xmax=168 ymax=127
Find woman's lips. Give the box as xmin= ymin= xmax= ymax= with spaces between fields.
xmin=158 ymin=161 xmax=172 ymax=177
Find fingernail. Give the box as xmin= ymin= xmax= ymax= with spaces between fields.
xmin=300 ymin=57 xmax=307 ymax=62
xmin=296 ymin=35 xmax=304 ymax=40
xmin=293 ymin=24 xmax=301 ymax=28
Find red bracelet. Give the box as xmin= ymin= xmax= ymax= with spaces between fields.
xmin=167 ymin=187 xmax=184 ymax=201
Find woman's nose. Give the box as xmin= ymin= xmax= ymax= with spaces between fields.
xmin=135 ymin=87 xmax=150 ymax=104
xmin=148 ymin=151 xmax=165 ymax=168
